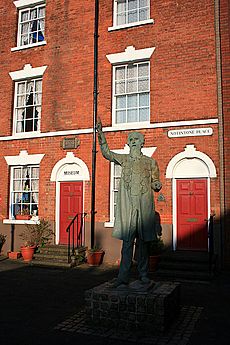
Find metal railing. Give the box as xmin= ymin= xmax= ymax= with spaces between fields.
xmin=208 ymin=214 xmax=214 ymax=273
xmin=66 ymin=212 xmax=87 ymax=263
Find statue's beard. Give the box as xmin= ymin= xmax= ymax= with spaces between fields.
xmin=130 ymin=146 xmax=142 ymax=157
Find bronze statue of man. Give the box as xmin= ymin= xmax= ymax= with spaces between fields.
xmin=97 ymin=119 xmax=162 ymax=287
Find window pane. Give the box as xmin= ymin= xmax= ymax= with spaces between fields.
xmin=115 ymin=67 xmax=125 ymax=80
xmin=128 ymin=0 xmax=138 ymax=10
xmin=127 ymin=79 xmax=137 ymax=93
xmin=127 ymin=94 xmax=137 ymax=108
xmin=140 ymin=0 xmax=148 ymax=7
xmin=127 ymin=65 xmax=137 ymax=79
xmin=138 ymin=78 xmax=149 ymax=91
xmin=114 ymin=191 xmax=118 ymax=204
xmin=35 ymin=80 xmax=42 ymax=92
xmin=21 ymin=34 xmax=28 ymax=46
xmin=139 ymin=108 xmax=149 ymax=121
xmin=138 ymin=63 xmax=149 ymax=77
xmin=31 ymin=167 xmax=39 ymax=178
xmin=30 ymin=9 xmax=37 ymax=19
xmin=116 ymin=110 xmax=126 ymax=123
xmin=117 ymin=13 xmax=126 ymax=25
xmin=128 ymin=10 xmax=138 ymax=23
xmin=21 ymin=11 xmax=29 ymax=22
xmin=139 ymin=8 xmax=148 ymax=21
xmin=114 ymin=164 xmax=122 ymax=176
xmin=38 ymin=7 xmax=46 ymax=17
xmin=18 ymin=82 xmax=25 ymax=94
xmin=116 ymin=95 xmax=126 ymax=109
xmin=117 ymin=0 xmax=126 ymax=13
xmin=114 ymin=177 xmax=120 ymax=190
xmin=127 ymin=109 xmax=138 ymax=122
xmin=139 ymin=93 xmax=149 ymax=106
xmin=17 ymin=95 xmax=25 ymax=107
xmin=115 ymin=81 xmax=125 ymax=94
xmin=21 ymin=23 xmax=29 ymax=34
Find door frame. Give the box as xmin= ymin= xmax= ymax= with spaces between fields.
xmin=57 ymin=181 xmax=84 ymax=245
xmin=50 ymin=152 xmax=90 ymax=245
xmin=172 ymin=177 xmax=210 ymax=251
xmin=166 ymin=145 xmax=217 ymax=252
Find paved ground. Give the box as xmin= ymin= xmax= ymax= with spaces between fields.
xmin=0 ymin=256 xmax=229 ymax=345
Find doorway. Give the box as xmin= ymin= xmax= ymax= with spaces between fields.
xmin=176 ymin=179 xmax=208 ymax=251
xmin=59 ymin=181 xmax=83 ymax=245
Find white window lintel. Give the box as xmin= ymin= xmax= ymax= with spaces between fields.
xmin=9 ymin=64 xmax=47 ymax=81
xmin=14 ymin=0 xmax=45 ymax=9
xmin=4 ymin=150 xmax=45 ymax=166
xmin=106 ymin=45 xmax=155 ymax=64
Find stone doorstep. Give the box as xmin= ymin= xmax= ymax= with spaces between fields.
xmin=84 ymin=280 xmax=181 ymax=332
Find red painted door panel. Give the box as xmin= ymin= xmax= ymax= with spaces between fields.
xmin=59 ymin=182 xmax=83 ymax=245
xmin=177 ymin=179 xmax=208 ymax=251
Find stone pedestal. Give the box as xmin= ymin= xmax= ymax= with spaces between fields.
xmin=84 ymin=280 xmax=180 ymax=333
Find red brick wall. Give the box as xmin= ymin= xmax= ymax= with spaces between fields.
xmin=0 ymin=1 xmax=223 ymax=262
xmin=220 ymin=0 xmax=230 ymax=267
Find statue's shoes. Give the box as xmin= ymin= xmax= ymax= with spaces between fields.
xmin=140 ymin=276 xmax=150 ymax=284
xmin=111 ymin=279 xmax=128 ymax=289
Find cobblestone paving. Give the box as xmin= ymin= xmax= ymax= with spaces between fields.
xmin=54 ymin=305 xmax=203 ymax=345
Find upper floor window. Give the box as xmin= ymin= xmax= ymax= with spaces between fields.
xmin=9 ymin=64 xmax=47 ymax=136
xmin=109 ymin=0 xmax=153 ymax=31
xmin=15 ymin=78 xmax=42 ymax=133
xmin=12 ymin=0 xmax=46 ymax=50
xmin=107 ymin=46 xmax=155 ymax=128
xmin=117 ymin=0 xmax=149 ymax=25
xmin=114 ymin=62 xmax=150 ymax=124
xmin=19 ymin=5 xmax=45 ymax=46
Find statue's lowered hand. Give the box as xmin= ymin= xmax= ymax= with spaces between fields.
xmin=153 ymin=181 xmax=162 ymax=192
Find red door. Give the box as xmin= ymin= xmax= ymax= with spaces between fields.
xmin=59 ymin=182 xmax=83 ymax=245
xmin=177 ymin=179 xmax=208 ymax=251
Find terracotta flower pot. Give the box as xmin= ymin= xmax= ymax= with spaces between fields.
xmin=20 ymin=246 xmax=36 ymax=262
xmin=87 ymin=250 xmax=104 ymax=266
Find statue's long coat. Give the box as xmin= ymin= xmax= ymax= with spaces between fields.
xmin=100 ymin=141 xmax=161 ymax=242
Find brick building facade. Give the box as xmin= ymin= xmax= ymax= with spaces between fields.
xmin=0 ymin=0 xmax=229 ymax=267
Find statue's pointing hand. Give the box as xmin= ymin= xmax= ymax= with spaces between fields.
xmin=96 ymin=117 xmax=103 ymax=132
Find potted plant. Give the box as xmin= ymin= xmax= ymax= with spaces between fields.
xmin=19 ymin=218 xmax=53 ymax=261
xmin=87 ymin=246 xmax=105 ymax=266
xmin=0 ymin=233 xmax=7 ymax=254
xmin=148 ymin=235 xmax=164 ymax=272
xmin=15 ymin=207 xmax=32 ymax=220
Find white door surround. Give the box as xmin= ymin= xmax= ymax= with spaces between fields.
xmin=166 ymin=145 xmax=217 ymax=250
xmin=50 ymin=152 xmax=90 ymax=244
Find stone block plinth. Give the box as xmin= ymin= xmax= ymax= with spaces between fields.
xmin=84 ymin=280 xmax=180 ymax=333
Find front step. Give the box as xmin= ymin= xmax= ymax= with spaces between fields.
xmin=154 ymin=251 xmax=217 ymax=282
xmin=32 ymin=245 xmax=86 ymax=268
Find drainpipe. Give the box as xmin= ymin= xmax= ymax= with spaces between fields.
xmin=90 ymin=0 xmax=99 ymax=249
xmin=214 ymin=0 xmax=225 ymax=268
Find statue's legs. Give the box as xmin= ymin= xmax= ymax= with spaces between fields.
xmin=117 ymin=207 xmax=137 ymax=284
xmin=117 ymin=237 xmax=135 ymax=284
xmin=136 ymin=239 xmax=149 ymax=282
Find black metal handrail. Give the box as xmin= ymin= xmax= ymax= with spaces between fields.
xmin=66 ymin=212 xmax=87 ymax=263
xmin=208 ymin=214 xmax=214 ymax=273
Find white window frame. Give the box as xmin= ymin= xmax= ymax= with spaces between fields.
xmin=106 ymin=46 xmax=155 ymax=130
xmin=109 ymin=0 xmax=154 ymax=31
xmin=104 ymin=145 xmax=156 ymax=227
xmin=10 ymin=165 xmax=40 ymax=219
xmin=4 ymin=150 xmax=44 ymax=224
xmin=12 ymin=0 xmax=46 ymax=51
xmin=113 ymin=61 xmax=151 ymax=125
xmin=9 ymin=64 xmax=47 ymax=137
